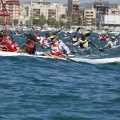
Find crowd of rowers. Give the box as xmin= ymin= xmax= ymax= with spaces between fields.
xmin=0 ymin=30 xmax=119 ymax=58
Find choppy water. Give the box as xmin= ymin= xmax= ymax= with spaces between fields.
xmin=0 ymin=32 xmax=120 ymax=120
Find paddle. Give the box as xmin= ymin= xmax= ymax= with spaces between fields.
xmin=55 ymin=28 xmax=64 ymax=34
xmin=75 ymin=27 xmax=81 ymax=34
xmin=89 ymin=41 xmax=104 ymax=52
xmin=84 ymin=32 xmax=104 ymax=52
xmin=115 ymin=34 xmax=120 ymax=38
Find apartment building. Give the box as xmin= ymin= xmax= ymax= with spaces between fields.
xmin=30 ymin=0 xmax=65 ymax=21
xmin=84 ymin=7 xmax=96 ymax=26
xmin=19 ymin=2 xmax=30 ymax=25
xmin=5 ymin=0 xmax=20 ymax=24
xmin=94 ymin=1 xmax=110 ymax=27
xmin=67 ymin=0 xmax=80 ymax=21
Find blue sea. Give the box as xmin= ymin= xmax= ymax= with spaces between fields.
xmin=0 ymin=31 xmax=120 ymax=120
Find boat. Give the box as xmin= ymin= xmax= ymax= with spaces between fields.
xmin=69 ymin=57 xmax=120 ymax=64
xmin=111 ymin=45 xmax=120 ymax=49
xmin=0 ymin=51 xmax=67 ymax=60
xmin=0 ymin=51 xmax=120 ymax=64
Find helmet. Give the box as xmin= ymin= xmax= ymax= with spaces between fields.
xmin=111 ymin=36 xmax=115 ymax=39
xmin=49 ymin=32 xmax=57 ymax=39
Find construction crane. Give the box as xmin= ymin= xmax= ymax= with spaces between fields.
xmin=0 ymin=0 xmax=9 ymax=36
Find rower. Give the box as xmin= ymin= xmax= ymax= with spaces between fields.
xmin=43 ymin=33 xmax=70 ymax=58
xmin=6 ymin=35 xmax=21 ymax=52
xmin=39 ymin=33 xmax=51 ymax=49
xmin=70 ymin=32 xmax=100 ymax=52
xmin=69 ymin=33 xmax=78 ymax=44
xmin=21 ymin=34 xmax=36 ymax=54
xmin=0 ymin=32 xmax=7 ymax=51
xmin=104 ymin=36 xmax=118 ymax=49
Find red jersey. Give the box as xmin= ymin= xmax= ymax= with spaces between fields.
xmin=7 ymin=42 xmax=18 ymax=52
xmin=25 ymin=41 xmax=36 ymax=54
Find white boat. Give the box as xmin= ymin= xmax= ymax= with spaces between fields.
xmin=111 ymin=45 xmax=120 ymax=49
xmin=0 ymin=51 xmax=120 ymax=64
xmin=69 ymin=57 xmax=120 ymax=64
xmin=0 ymin=51 xmax=67 ymax=60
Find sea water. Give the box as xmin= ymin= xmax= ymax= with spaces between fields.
xmin=0 ymin=32 xmax=120 ymax=120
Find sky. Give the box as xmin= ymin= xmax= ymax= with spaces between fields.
xmin=20 ymin=0 xmax=120 ymax=4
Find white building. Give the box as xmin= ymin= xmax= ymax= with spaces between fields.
xmin=30 ymin=0 xmax=66 ymax=21
xmin=84 ymin=7 xmax=96 ymax=26
xmin=19 ymin=2 xmax=31 ymax=26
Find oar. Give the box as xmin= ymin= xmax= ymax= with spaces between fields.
xmin=75 ymin=27 xmax=81 ymax=34
xmin=55 ymin=28 xmax=64 ymax=34
xmin=89 ymin=41 xmax=104 ymax=52
xmin=83 ymin=33 xmax=104 ymax=52
xmin=115 ymin=34 xmax=120 ymax=38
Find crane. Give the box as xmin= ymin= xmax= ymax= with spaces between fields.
xmin=0 ymin=0 xmax=9 ymax=36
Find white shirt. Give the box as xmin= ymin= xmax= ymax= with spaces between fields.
xmin=39 ymin=37 xmax=51 ymax=49
xmin=73 ymin=38 xmax=89 ymax=48
xmin=53 ymin=40 xmax=70 ymax=55
xmin=104 ymin=39 xmax=118 ymax=48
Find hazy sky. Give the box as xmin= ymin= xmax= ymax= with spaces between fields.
xmin=20 ymin=0 xmax=120 ymax=4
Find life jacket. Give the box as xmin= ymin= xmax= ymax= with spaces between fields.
xmin=7 ymin=42 xmax=18 ymax=52
xmin=71 ymin=37 xmax=78 ymax=43
xmin=79 ymin=39 xmax=88 ymax=48
xmin=26 ymin=41 xmax=36 ymax=54
xmin=50 ymin=42 xmax=63 ymax=57
xmin=1 ymin=38 xmax=7 ymax=45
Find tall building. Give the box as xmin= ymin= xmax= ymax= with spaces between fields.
xmin=67 ymin=0 xmax=80 ymax=21
xmin=94 ymin=1 xmax=110 ymax=27
xmin=19 ymin=2 xmax=30 ymax=26
xmin=84 ymin=7 xmax=96 ymax=26
xmin=5 ymin=0 xmax=20 ymax=24
xmin=30 ymin=0 xmax=65 ymax=21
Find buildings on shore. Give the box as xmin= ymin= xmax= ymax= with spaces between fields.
xmin=0 ymin=0 xmax=120 ymax=28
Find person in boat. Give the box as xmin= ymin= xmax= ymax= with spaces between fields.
xmin=33 ymin=30 xmax=41 ymax=42
xmin=15 ymin=31 xmax=21 ymax=36
xmin=0 ymin=33 xmax=7 ymax=51
xmin=0 ymin=31 xmax=8 ymax=45
xmin=6 ymin=35 xmax=21 ymax=52
xmin=98 ymin=34 xmax=105 ymax=41
xmin=43 ymin=33 xmax=70 ymax=58
xmin=104 ymin=36 xmax=118 ymax=49
xmin=63 ymin=33 xmax=68 ymax=38
xmin=99 ymin=34 xmax=110 ymax=42
xmin=104 ymin=34 xmax=110 ymax=41
xmin=21 ymin=34 xmax=36 ymax=54
xmin=39 ymin=33 xmax=51 ymax=49
xmin=69 ymin=33 xmax=78 ymax=44
xmin=70 ymin=32 xmax=99 ymax=52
